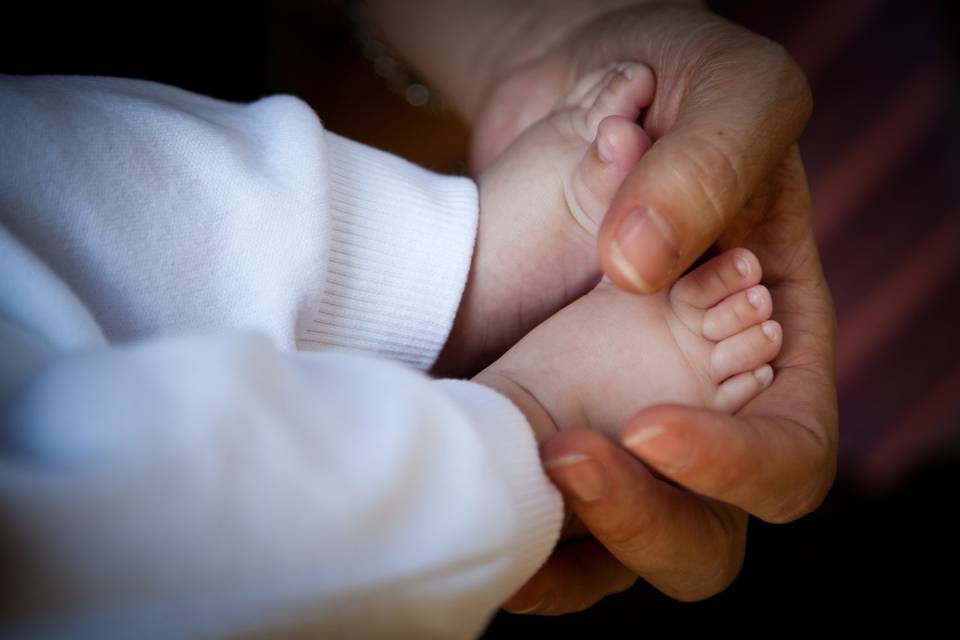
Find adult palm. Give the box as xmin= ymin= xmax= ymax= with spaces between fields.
xmin=506 ymin=146 xmax=837 ymax=612
xmin=468 ymin=2 xmax=836 ymax=613
xmin=370 ymin=0 xmax=838 ymax=612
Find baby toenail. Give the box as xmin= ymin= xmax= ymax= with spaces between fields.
xmin=619 ymin=63 xmax=635 ymax=80
xmin=734 ymin=254 xmax=751 ymax=278
xmin=747 ymin=288 xmax=762 ymax=309
xmin=596 ymin=134 xmax=615 ymax=163
xmin=754 ymin=364 xmax=774 ymax=387
xmin=761 ymin=321 xmax=779 ymax=341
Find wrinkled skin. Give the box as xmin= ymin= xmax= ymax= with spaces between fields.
xmin=466 ymin=4 xmax=837 ymax=613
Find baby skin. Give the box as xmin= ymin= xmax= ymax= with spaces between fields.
xmin=440 ymin=62 xmax=657 ymax=373
xmin=478 ymin=249 xmax=781 ymax=442
xmin=472 ymin=63 xmax=782 ymax=441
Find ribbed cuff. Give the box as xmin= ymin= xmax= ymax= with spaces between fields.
xmin=435 ymin=379 xmax=564 ymax=593
xmin=303 ymin=132 xmax=478 ymax=371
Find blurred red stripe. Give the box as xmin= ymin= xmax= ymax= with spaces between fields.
xmin=785 ymin=0 xmax=877 ymax=80
xmin=837 ymin=215 xmax=960 ymax=384
xmin=812 ymin=69 xmax=945 ymax=242
xmin=860 ymin=365 xmax=960 ymax=489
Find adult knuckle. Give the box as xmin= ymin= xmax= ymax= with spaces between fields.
xmin=708 ymin=443 xmax=750 ymax=499
xmin=662 ymin=549 xmax=743 ymax=602
xmin=766 ymin=494 xmax=814 ymax=524
xmin=704 ymin=505 xmax=748 ymax=591
xmin=759 ymin=38 xmax=814 ymax=125
xmin=703 ymin=543 xmax=746 ymax=598
xmin=766 ymin=468 xmax=836 ymax=524
xmin=650 ymin=503 xmax=747 ymax=602
xmin=603 ymin=514 xmax=657 ymax=556
xmin=663 ymin=584 xmax=709 ymax=603
xmin=682 ymin=557 xmax=744 ymax=601
xmin=698 ymin=534 xmax=745 ymax=601
xmin=610 ymin=572 xmax=639 ymax=595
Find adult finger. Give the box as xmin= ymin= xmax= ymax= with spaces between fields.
xmin=577 ymin=6 xmax=813 ymax=292
xmin=622 ymin=391 xmax=836 ymax=525
xmin=503 ymin=538 xmax=636 ymax=615
xmin=618 ymin=150 xmax=839 ymax=522
xmin=528 ymin=428 xmax=748 ymax=609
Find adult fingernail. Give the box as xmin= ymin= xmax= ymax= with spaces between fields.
xmin=611 ymin=206 xmax=679 ymax=292
xmin=624 ymin=426 xmax=692 ymax=473
xmin=508 ymin=596 xmax=546 ymax=614
xmin=544 ymin=453 xmax=606 ymax=502
xmin=514 ymin=594 xmax=554 ymax=614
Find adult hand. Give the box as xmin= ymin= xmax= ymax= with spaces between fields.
xmin=370 ymin=1 xmax=811 ymax=376
xmin=504 ymin=147 xmax=838 ymax=613
xmin=368 ymin=0 xmax=836 ymax=610
xmin=470 ymin=1 xmax=812 ymax=294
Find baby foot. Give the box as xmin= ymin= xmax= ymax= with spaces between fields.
xmin=662 ymin=248 xmax=782 ymax=414
xmin=482 ymin=248 xmax=782 ymax=440
xmin=445 ymin=62 xmax=654 ymax=373
xmin=555 ymin=62 xmax=658 ymax=238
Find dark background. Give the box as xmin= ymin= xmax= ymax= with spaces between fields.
xmin=3 ymin=0 xmax=958 ymax=630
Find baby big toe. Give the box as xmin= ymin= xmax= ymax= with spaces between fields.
xmin=566 ymin=115 xmax=651 ymax=236
xmin=715 ymin=365 xmax=775 ymax=413
xmin=710 ymin=320 xmax=782 ymax=382
xmin=702 ymin=285 xmax=773 ymax=341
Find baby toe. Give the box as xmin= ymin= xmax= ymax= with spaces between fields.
xmin=566 ymin=116 xmax=652 ymax=235
xmin=701 ymin=285 xmax=773 ymax=341
xmin=710 ymin=320 xmax=782 ymax=382
xmin=578 ymin=67 xmax=618 ymax=110
xmin=562 ymin=64 xmax=617 ymax=108
xmin=670 ymin=248 xmax=763 ymax=311
xmin=714 ymin=365 xmax=775 ymax=413
xmin=584 ymin=62 xmax=655 ymax=137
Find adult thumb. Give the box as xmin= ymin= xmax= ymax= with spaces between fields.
xmin=597 ymin=42 xmax=811 ymax=293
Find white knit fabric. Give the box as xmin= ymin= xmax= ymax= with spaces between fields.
xmin=313 ymin=133 xmax=478 ymax=370
xmin=0 ymin=75 xmax=563 ymax=638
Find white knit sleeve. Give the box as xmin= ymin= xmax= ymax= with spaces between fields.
xmin=0 ymin=74 xmax=478 ymax=370
xmin=0 ymin=75 xmax=563 ymax=638
xmin=310 ymin=133 xmax=477 ymax=370
xmin=0 ymin=331 xmax=562 ymax=639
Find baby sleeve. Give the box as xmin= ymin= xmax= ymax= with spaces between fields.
xmin=0 ymin=74 xmax=477 ymax=370
xmin=0 ymin=329 xmax=562 ymax=639
xmin=0 ymin=75 xmax=563 ymax=638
